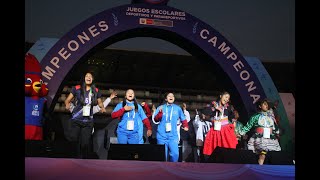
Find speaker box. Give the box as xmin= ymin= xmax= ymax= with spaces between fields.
xmin=181 ymin=140 xmax=194 ymax=162
xmin=208 ymin=147 xmax=258 ymax=164
xmin=25 ymin=140 xmax=49 ymax=157
xmin=25 ymin=140 xmax=78 ymax=158
xmin=266 ymin=151 xmax=294 ymax=165
xmin=107 ymin=144 xmax=165 ymax=161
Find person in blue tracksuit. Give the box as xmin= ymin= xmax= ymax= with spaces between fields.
xmin=111 ymin=89 xmax=152 ymax=144
xmin=153 ymin=92 xmax=189 ymax=162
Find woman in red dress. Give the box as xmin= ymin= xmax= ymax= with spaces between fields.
xmin=203 ymin=91 xmax=238 ymax=158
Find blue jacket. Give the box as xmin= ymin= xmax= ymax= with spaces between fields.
xmin=154 ymin=103 xmax=186 ymax=139
xmin=112 ymin=101 xmax=147 ymax=135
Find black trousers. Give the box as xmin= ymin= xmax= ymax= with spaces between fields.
xmin=69 ymin=120 xmax=94 ymax=159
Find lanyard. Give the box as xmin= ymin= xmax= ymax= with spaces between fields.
xmin=264 ymin=118 xmax=267 ymax=127
xmin=215 ymin=106 xmax=224 ymax=119
xmin=166 ymin=105 xmax=173 ymax=122
xmin=87 ymin=88 xmax=92 ymax=105
xmin=263 ymin=114 xmax=269 ymax=127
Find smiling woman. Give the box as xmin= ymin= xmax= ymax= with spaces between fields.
xmin=111 ymin=89 xmax=152 ymax=145
xmin=153 ymin=92 xmax=189 ymax=162
xmin=64 ymin=71 xmax=106 ymax=159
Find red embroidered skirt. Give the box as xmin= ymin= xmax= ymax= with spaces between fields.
xmin=203 ymin=124 xmax=238 ymax=155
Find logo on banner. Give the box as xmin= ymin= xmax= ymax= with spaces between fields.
xmin=139 ymin=18 xmax=173 ymax=27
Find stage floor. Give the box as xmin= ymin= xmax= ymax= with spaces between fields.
xmin=25 ymin=157 xmax=295 ymax=180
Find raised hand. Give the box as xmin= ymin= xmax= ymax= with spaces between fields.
xmin=212 ymin=101 xmax=218 ymax=108
xmin=152 ymin=104 xmax=156 ymax=112
xmin=124 ymin=105 xmax=133 ymax=111
xmin=141 ymin=102 xmax=145 ymax=106
xmin=109 ymin=91 xmax=117 ymax=99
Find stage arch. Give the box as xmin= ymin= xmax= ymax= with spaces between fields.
xmin=40 ymin=3 xmax=267 ymax=116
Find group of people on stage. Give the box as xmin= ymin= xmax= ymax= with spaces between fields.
xmin=64 ymin=70 xmax=282 ymax=165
